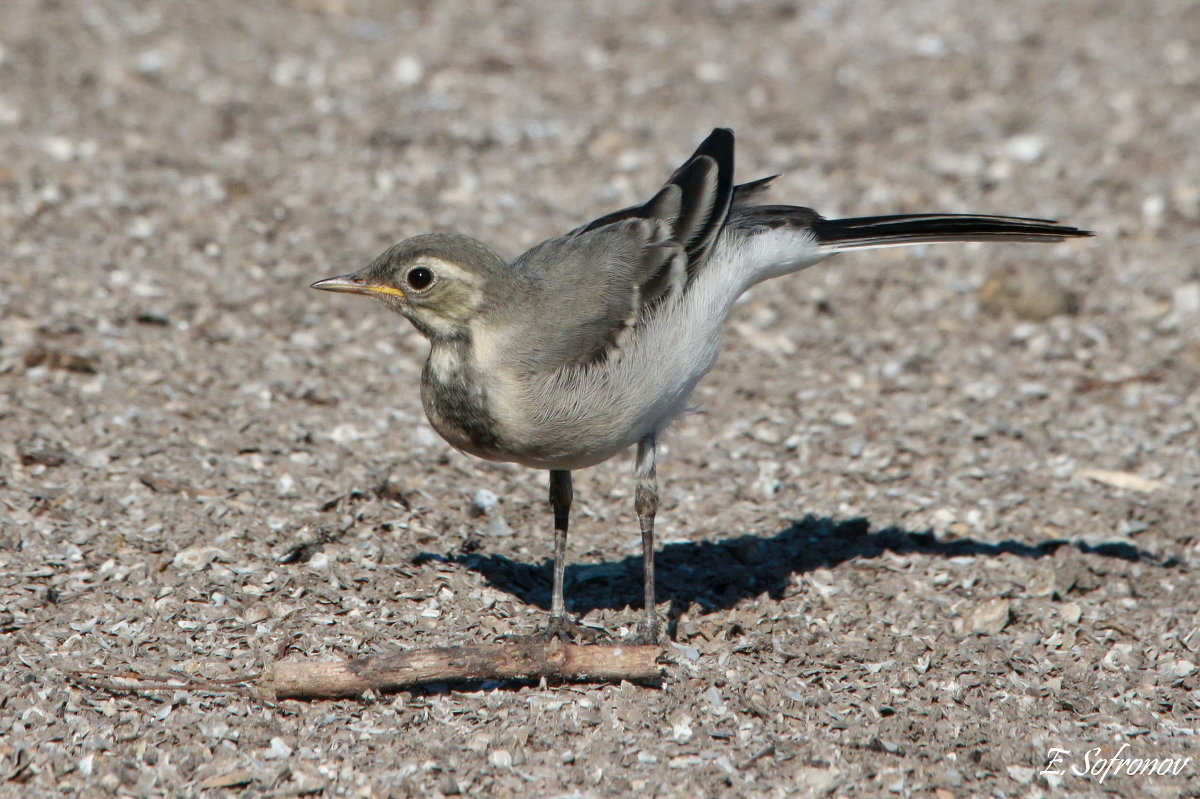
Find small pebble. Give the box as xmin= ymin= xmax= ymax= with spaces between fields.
xmin=978 ymin=264 xmax=1078 ymax=320
xmin=967 ymin=598 xmax=1011 ymax=635
xmin=472 ymin=488 xmax=500 ymax=515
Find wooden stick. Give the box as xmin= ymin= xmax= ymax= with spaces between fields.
xmin=262 ymin=640 xmax=664 ymax=699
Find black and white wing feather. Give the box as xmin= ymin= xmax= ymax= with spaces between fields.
xmin=509 ymin=129 xmax=739 ymax=370
xmin=570 ymin=128 xmax=736 ymax=277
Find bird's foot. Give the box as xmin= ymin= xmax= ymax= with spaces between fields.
xmin=540 ymin=614 xmax=609 ymax=643
xmin=624 ymin=614 xmax=664 ymax=646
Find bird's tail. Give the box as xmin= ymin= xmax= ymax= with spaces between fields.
xmin=723 ymin=204 xmax=1091 ymax=290
xmin=810 ymin=212 xmax=1092 ymax=251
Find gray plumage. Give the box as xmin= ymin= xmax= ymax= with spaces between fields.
xmin=312 ymin=128 xmax=1091 ymax=641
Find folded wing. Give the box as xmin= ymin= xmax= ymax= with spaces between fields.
xmin=510 ymin=128 xmax=740 ymax=370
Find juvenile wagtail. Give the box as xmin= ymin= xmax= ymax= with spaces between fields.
xmin=313 ymin=128 xmax=1090 ymax=642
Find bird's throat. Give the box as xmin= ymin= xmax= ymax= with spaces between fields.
xmin=419 ymin=339 xmax=504 ymax=458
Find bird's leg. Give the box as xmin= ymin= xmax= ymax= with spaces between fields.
xmin=546 ymin=468 xmax=574 ymax=637
xmin=631 ymin=433 xmax=662 ymax=644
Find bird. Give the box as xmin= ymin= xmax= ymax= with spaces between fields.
xmin=311 ymin=128 xmax=1090 ymax=643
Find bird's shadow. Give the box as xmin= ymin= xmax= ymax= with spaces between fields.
xmin=415 ymin=515 xmax=1167 ymax=631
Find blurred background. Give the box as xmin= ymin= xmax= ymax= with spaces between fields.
xmin=2 ymin=1 xmax=1197 ymax=796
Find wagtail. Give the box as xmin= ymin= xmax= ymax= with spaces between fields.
xmin=312 ymin=128 xmax=1090 ymax=642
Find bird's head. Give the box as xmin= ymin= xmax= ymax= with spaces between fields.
xmin=311 ymin=233 xmax=508 ymax=342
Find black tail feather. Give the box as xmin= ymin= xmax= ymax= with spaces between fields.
xmin=811 ymin=213 xmax=1093 ymax=249
xmin=731 ymin=174 xmax=780 ymax=206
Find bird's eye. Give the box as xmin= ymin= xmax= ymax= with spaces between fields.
xmin=406 ymin=266 xmax=434 ymax=290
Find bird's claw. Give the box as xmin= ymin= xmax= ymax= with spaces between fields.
xmin=541 ymin=614 xmax=610 ymax=643
xmin=624 ymin=614 xmax=663 ymax=646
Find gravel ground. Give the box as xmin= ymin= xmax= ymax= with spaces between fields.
xmin=2 ymin=1 xmax=1198 ymax=797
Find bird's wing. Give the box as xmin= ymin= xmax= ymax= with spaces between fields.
xmin=568 ymin=127 xmax=737 ymax=279
xmin=507 ymin=217 xmax=686 ymax=370
xmin=504 ymin=128 xmax=740 ymax=371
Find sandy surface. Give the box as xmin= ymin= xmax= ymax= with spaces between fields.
xmin=2 ymin=1 xmax=1198 ymax=796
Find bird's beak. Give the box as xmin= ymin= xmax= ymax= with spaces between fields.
xmin=310 ymin=273 xmax=405 ymax=299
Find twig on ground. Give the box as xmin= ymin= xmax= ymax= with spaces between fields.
xmin=68 ymin=667 xmax=262 ymax=699
xmin=263 ymin=640 xmax=664 ymax=699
